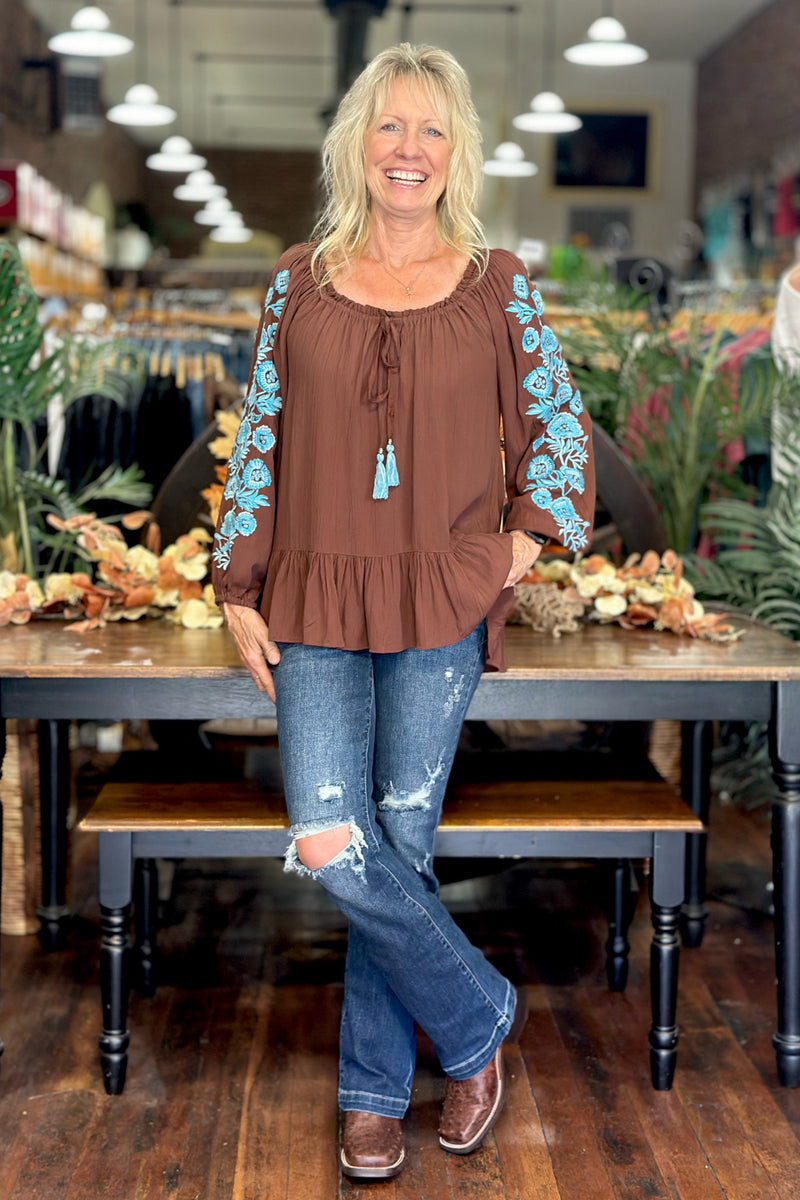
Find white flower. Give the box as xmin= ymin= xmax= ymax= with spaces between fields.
xmin=594 ymin=593 xmax=627 ymax=616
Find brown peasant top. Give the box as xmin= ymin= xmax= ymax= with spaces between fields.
xmin=211 ymin=242 xmax=595 ymax=671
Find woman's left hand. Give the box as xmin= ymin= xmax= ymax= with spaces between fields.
xmin=503 ymin=529 xmax=543 ymax=589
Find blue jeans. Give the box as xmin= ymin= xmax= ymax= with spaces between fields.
xmin=273 ymin=623 xmax=516 ymax=1118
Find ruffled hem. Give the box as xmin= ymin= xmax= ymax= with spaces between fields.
xmin=261 ymin=534 xmax=513 ymax=671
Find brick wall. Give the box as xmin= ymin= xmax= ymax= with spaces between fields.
xmin=0 ymin=0 xmax=146 ymax=208
xmin=143 ymin=147 xmax=321 ymax=259
xmin=696 ymin=0 xmax=800 ymax=193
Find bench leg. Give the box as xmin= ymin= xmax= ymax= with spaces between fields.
xmin=98 ymin=832 xmax=132 ymax=1095
xmin=649 ymin=832 xmax=686 ymax=1090
xmin=605 ymin=858 xmax=632 ymax=992
xmin=134 ymin=858 xmax=158 ymax=998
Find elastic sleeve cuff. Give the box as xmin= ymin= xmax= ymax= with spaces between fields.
xmin=213 ymin=589 xmax=261 ymax=609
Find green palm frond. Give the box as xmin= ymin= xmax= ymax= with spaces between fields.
xmin=0 ymin=239 xmax=151 ymax=577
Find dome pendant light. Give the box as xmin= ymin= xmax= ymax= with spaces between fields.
xmin=147 ymin=136 xmax=207 ymax=172
xmin=48 ymin=6 xmax=133 ymax=58
xmin=107 ymin=84 xmax=177 ymax=127
xmin=514 ymin=1 xmax=581 ymax=134
xmin=194 ymin=198 xmax=233 ymax=225
xmin=482 ymin=10 xmax=537 ymax=179
xmin=514 ymin=92 xmax=581 ymax=134
xmin=483 ymin=142 xmax=538 ymax=178
xmin=564 ymin=10 xmax=648 ymax=67
xmin=107 ymin=0 xmax=177 ymax=127
xmin=174 ymin=170 xmax=226 ymax=203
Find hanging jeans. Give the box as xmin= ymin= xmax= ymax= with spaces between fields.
xmin=273 ymin=621 xmax=516 ymax=1118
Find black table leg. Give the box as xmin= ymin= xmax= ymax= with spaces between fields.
xmin=37 ymin=718 xmax=71 ymax=950
xmin=649 ymin=831 xmax=685 ymax=1090
xmin=681 ymin=719 xmax=712 ymax=947
xmin=771 ymin=681 xmax=800 ymax=1088
xmin=605 ymin=858 xmax=631 ymax=992
xmin=98 ymin=831 xmax=133 ymax=1095
xmin=134 ymin=857 xmax=159 ymax=997
xmin=0 ymin=717 xmax=5 ymax=1065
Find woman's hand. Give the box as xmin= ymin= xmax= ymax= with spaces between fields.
xmin=221 ymin=603 xmax=281 ymax=701
xmin=502 ymin=529 xmax=543 ymax=589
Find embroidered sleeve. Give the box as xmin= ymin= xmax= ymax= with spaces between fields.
xmin=211 ymin=266 xmax=290 ymax=605
xmin=498 ymin=264 xmax=595 ymax=552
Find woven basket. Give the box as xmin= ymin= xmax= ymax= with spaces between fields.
xmin=1 ymin=719 xmax=41 ymax=935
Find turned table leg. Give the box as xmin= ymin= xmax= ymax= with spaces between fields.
xmin=98 ymin=832 xmax=132 ymax=1095
xmin=649 ymin=831 xmax=686 ymax=1090
xmin=771 ymin=681 xmax=800 ymax=1087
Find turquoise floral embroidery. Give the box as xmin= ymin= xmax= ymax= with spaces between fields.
xmin=505 ymin=298 xmax=536 ymax=325
xmin=522 ymin=326 xmax=539 ymax=353
xmin=507 ymin=271 xmax=589 ymax=551
xmin=213 ymin=267 xmax=289 ymax=570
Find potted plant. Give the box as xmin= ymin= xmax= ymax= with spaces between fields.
xmin=0 ymin=240 xmax=151 ymax=577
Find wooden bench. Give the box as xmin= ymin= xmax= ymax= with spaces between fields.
xmin=79 ymin=775 xmax=703 ymax=1096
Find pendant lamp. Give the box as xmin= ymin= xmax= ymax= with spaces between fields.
xmin=147 ymin=137 xmax=206 ymax=172
xmin=174 ymin=170 xmax=226 ymax=203
xmin=483 ymin=142 xmax=537 ymax=178
xmin=194 ymin=198 xmax=233 ymax=226
xmin=482 ymin=9 xmax=537 ymax=178
xmin=564 ymin=8 xmax=648 ymax=67
xmin=48 ymin=7 xmax=133 ymax=58
xmin=107 ymin=0 xmax=177 ymax=127
xmin=107 ymin=84 xmax=177 ymax=127
xmin=514 ymin=1 xmax=581 ymax=134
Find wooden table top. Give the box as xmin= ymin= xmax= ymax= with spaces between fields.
xmin=2 ymin=615 xmax=800 ymax=683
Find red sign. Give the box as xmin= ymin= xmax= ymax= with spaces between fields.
xmin=0 ymin=165 xmax=19 ymax=224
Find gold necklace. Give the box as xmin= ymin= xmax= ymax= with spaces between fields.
xmin=373 ymin=254 xmax=433 ymax=298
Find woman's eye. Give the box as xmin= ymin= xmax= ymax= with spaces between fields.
xmin=380 ymin=122 xmax=399 ymax=132
xmin=424 ymin=128 xmax=443 ymax=137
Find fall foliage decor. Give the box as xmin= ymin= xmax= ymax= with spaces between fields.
xmin=513 ymin=549 xmax=744 ymax=642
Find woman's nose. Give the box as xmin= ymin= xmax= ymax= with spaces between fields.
xmin=397 ymin=131 xmax=421 ymax=157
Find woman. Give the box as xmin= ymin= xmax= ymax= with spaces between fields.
xmin=212 ymin=43 xmax=594 ymax=1180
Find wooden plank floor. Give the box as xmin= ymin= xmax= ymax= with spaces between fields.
xmin=2 ymin=781 xmax=800 ymax=1197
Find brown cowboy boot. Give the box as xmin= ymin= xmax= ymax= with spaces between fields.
xmin=340 ymin=1110 xmax=405 ymax=1179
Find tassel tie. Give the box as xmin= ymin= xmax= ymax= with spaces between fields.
xmin=368 ymin=316 xmax=401 ymax=500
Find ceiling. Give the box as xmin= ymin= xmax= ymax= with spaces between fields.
xmin=25 ymin=0 xmax=773 ymax=154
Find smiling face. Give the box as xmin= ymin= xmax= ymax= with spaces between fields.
xmin=364 ymin=76 xmax=452 ymax=225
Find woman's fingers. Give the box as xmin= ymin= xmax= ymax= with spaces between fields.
xmin=502 ymin=530 xmax=542 ymax=589
xmin=220 ymin=603 xmax=281 ymax=700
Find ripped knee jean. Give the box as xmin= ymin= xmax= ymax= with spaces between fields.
xmin=273 ymin=624 xmax=516 ymax=1118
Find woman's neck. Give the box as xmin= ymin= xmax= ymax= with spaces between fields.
xmin=364 ymin=212 xmax=443 ymax=269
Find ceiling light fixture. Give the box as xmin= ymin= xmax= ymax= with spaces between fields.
xmin=107 ymin=0 xmax=177 ymax=127
xmin=564 ymin=9 xmax=648 ymax=67
xmin=107 ymin=83 xmax=177 ymax=127
xmin=147 ymin=136 xmax=206 ymax=172
xmin=514 ymin=1 xmax=581 ymax=134
xmin=514 ymin=90 xmax=582 ymax=135
xmin=483 ymin=9 xmax=537 ymax=179
xmin=48 ymin=6 xmax=133 ymax=58
xmin=209 ymin=223 xmax=253 ymax=244
xmin=193 ymin=198 xmax=233 ymax=225
xmin=483 ymin=142 xmax=538 ymax=178
xmin=174 ymin=170 xmax=226 ymax=202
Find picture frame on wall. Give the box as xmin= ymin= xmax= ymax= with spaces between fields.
xmin=547 ymin=105 xmax=660 ymax=200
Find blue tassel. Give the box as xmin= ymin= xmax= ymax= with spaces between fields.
xmin=373 ymin=448 xmax=388 ymax=500
xmin=385 ymin=438 xmax=399 ymax=488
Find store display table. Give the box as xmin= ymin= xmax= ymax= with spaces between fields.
xmin=2 ymin=617 xmax=800 ymax=1084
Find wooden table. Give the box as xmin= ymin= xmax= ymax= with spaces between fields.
xmin=2 ymin=616 xmax=800 ymax=1085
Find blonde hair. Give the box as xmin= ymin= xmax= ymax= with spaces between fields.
xmin=311 ymin=43 xmax=488 ymax=285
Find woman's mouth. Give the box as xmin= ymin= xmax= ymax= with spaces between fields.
xmin=384 ymin=170 xmax=428 ymax=187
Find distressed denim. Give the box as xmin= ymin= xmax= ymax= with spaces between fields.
xmin=273 ymin=623 xmax=516 ymax=1118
